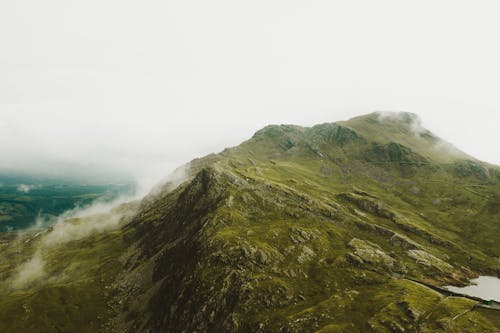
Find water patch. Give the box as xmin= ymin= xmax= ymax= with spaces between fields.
xmin=446 ymin=276 xmax=500 ymax=302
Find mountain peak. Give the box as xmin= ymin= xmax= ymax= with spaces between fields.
xmin=336 ymin=111 xmax=473 ymax=163
xmin=243 ymin=111 xmax=470 ymax=165
xmin=342 ymin=111 xmax=425 ymax=134
xmin=375 ymin=111 xmax=421 ymax=123
xmin=346 ymin=111 xmax=421 ymax=124
xmin=1 ymin=111 xmax=499 ymax=332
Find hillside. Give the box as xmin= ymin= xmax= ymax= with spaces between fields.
xmin=0 ymin=112 xmax=499 ymax=332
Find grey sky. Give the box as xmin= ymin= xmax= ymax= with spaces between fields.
xmin=1 ymin=1 xmax=499 ymax=189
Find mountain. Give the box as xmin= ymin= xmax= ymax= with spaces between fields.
xmin=0 ymin=112 xmax=499 ymax=332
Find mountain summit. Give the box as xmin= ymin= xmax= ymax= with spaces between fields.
xmin=0 ymin=112 xmax=499 ymax=332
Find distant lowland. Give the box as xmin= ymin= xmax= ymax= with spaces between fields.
xmin=0 ymin=173 xmax=135 ymax=232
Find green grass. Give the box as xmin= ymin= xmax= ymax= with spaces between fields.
xmin=0 ymin=112 xmax=499 ymax=332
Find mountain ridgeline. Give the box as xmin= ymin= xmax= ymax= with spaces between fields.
xmin=0 ymin=112 xmax=499 ymax=332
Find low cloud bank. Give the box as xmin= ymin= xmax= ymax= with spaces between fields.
xmin=10 ymin=164 xmax=190 ymax=288
xmin=12 ymin=250 xmax=45 ymax=288
xmin=16 ymin=184 xmax=40 ymax=193
xmin=11 ymin=193 xmax=138 ymax=288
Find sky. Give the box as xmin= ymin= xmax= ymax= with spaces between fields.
xmin=1 ymin=1 xmax=500 ymax=190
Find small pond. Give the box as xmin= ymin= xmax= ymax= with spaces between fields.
xmin=446 ymin=276 xmax=500 ymax=302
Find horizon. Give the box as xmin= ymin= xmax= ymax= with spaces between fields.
xmin=2 ymin=1 xmax=500 ymax=191
xmin=0 ymin=110 xmax=498 ymax=191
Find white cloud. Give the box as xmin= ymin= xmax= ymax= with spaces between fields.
xmin=16 ymin=184 xmax=39 ymax=193
xmin=11 ymin=250 xmax=45 ymax=288
xmin=11 ymin=193 xmax=139 ymax=288
xmin=0 ymin=0 xmax=499 ymax=191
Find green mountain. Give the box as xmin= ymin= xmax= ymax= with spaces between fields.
xmin=0 ymin=112 xmax=499 ymax=332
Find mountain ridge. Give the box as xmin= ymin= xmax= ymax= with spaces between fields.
xmin=0 ymin=111 xmax=499 ymax=332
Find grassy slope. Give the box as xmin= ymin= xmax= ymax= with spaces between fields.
xmin=0 ymin=112 xmax=498 ymax=332
xmin=115 ymin=112 xmax=499 ymax=332
xmin=0 ymin=204 xmax=138 ymax=332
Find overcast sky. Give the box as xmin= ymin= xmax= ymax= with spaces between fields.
xmin=1 ymin=1 xmax=499 ymax=188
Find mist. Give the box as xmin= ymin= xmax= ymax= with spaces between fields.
xmin=11 ymin=198 xmax=134 ymax=288
xmin=8 ymin=165 xmax=190 ymax=288
xmin=2 ymin=0 xmax=500 ymax=193
xmin=1 ymin=2 xmax=499 ymax=330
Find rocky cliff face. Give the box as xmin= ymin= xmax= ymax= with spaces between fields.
xmin=0 ymin=112 xmax=499 ymax=332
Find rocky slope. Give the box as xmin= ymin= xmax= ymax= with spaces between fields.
xmin=0 ymin=112 xmax=499 ymax=332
